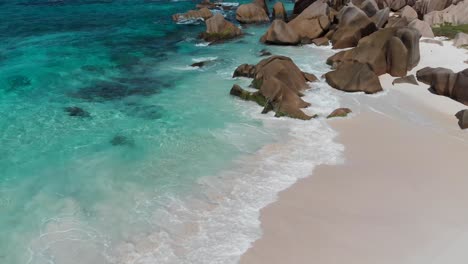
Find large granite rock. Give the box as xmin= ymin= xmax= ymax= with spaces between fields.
xmin=416 ymin=67 xmax=468 ymax=105
xmin=388 ymin=0 xmax=407 ymax=11
xmin=327 ymin=27 xmax=421 ymax=77
xmin=400 ymin=5 xmax=418 ymax=21
xmin=236 ymin=3 xmax=270 ymax=24
xmin=261 ymin=20 xmax=301 ymax=45
xmin=414 ymin=0 xmax=453 ymax=16
xmin=355 ymin=0 xmax=380 ymax=16
xmin=172 ymin=8 xmax=212 ymax=23
xmin=289 ymin=15 xmax=331 ymax=42
xmin=262 ymin=0 xmax=330 ymax=45
xmin=408 ymin=19 xmax=434 ymax=37
xmin=423 ymin=0 xmax=468 ymax=25
xmin=273 ymin=1 xmax=288 ymax=21
xmin=254 ymin=0 xmax=270 ymax=16
xmin=293 ymin=0 xmax=330 ymax=20
xmin=201 ymin=14 xmax=242 ymax=42
xmin=454 ymin=32 xmax=468 ymax=48
xmin=325 ymin=62 xmax=383 ymax=93
xmin=327 ymin=108 xmax=352 ymax=118
xmin=392 ymin=74 xmax=419 ymax=85
xmin=331 ymin=6 xmax=378 ymax=48
xmin=455 ymin=109 xmax=468 ymax=129
xmin=231 ymin=56 xmax=317 ymax=119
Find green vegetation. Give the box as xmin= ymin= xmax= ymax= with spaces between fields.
xmin=432 ymin=23 xmax=468 ymax=39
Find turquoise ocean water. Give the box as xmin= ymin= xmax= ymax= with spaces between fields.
xmin=0 ymin=1 xmax=343 ymax=263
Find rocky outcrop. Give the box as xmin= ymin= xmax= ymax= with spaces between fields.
xmin=289 ymin=15 xmax=331 ymax=43
xmin=236 ymin=2 xmax=270 ymax=24
xmin=416 ymin=67 xmax=468 ymax=105
xmin=327 ymin=27 xmax=421 ymax=77
xmin=385 ymin=16 xmax=410 ymax=28
xmin=261 ymin=0 xmax=330 ymax=45
xmin=233 ymin=64 xmax=256 ymax=78
xmin=454 ymin=32 xmax=468 ymax=48
xmin=312 ymin=37 xmax=330 ymax=45
xmin=201 ymin=14 xmax=242 ymax=42
xmin=408 ymin=19 xmax=434 ymax=37
xmin=388 ymin=0 xmax=407 ymax=11
xmin=455 ymin=109 xmax=468 ymax=129
xmin=355 ymin=0 xmax=380 ymax=16
xmin=172 ymin=8 xmax=212 ymax=23
xmin=273 ymin=2 xmax=288 ymax=21
xmin=400 ymin=6 xmax=418 ymax=21
xmin=231 ymin=56 xmax=317 ymax=120
xmin=295 ymin=0 xmax=330 ymax=18
xmin=261 ymin=20 xmax=301 ymax=45
xmin=327 ymin=108 xmax=352 ymax=118
xmin=325 ymin=62 xmax=383 ymax=93
xmin=331 ymin=6 xmax=378 ymax=48
xmin=254 ymin=0 xmax=270 ymax=15
xmin=392 ymin=74 xmax=419 ymax=85
xmin=414 ymin=0 xmax=453 ymax=17
xmin=423 ymin=0 xmax=468 ymax=25
xmin=371 ymin=7 xmax=390 ymax=27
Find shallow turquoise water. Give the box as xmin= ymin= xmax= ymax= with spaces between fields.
xmin=0 ymin=1 xmax=341 ymax=263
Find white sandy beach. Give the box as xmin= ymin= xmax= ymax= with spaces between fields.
xmin=240 ymin=40 xmax=468 ymax=263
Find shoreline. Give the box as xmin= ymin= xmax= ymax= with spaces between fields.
xmin=240 ymin=40 xmax=468 ymax=263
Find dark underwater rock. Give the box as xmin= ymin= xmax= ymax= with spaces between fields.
xmin=7 ymin=75 xmax=31 ymax=91
xmin=70 ymin=81 xmax=159 ymax=102
xmin=64 ymin=106 xmax=91 ymax=117
xmin=110 ymin=135 xmax=134 ymax=146
xmin=123 ymin=103 xmax=163 ymax=120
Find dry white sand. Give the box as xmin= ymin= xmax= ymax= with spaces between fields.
xmin=240 ymin=40 xmax=468 ymax=264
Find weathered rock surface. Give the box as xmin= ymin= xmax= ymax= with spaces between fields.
xmin=371 ymin=7 xmax=390 ymax=27
xmin=261 ymin=19 xmax=301 ymax=45
xmin=331 ymin=6 xmax=378 ymax=48
xmin=454 ymin=32 xmax=468 ymax=48
xmin=273 ymin=2 xmax=288 ymax=21
xmin=254 ymin=0 xmax=270 ymax=15
xmin=423 ymin=0 xmax=468 ymax=25
xmin=172 ymin=8 xmax=212 ymax=23
xmin=231 ymin=56 xmax=317 ymax=119
xmin=289 ymin=15 xmax=331 ymax=42
xmin=385 ymin=16 xmax=410 ymax=28
xmin=294 ymin=0 xmax=330 ymax=21
xmin=455 ymin=109 xmax=468 ymax=129
xmin=327 ymin=27 xmax=421 ymax=77
xmin=356 ymin=0 xmax=380 ymax=16
xmin=236 ymin=3 xmax=270 ymax=24
xmin=414 ymin=0 xmax=453 ymax=17
xmin=408 ymin=19 xmax=434 ymax=37
xmin=201 ymin=14 xmax=242 ymax=42
xmin=416 ymin=67 xmax=468 ymax=105
xmin=312 ymin=37 xmax=330 ymax=46
xmin=327 ymin=108 xmax=352 ymax=118
xmin=392 ymin=74 xmax=419 ymax=85
xmin=233 ymin=64 xmax=256 ymax=78
xmin=325 ymin=62 xmax=383 ymax=93
xmin=400 ymin=5 xmax=418 ymax=21
xmin=389 ymin=0 xmax=407 ymax=11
